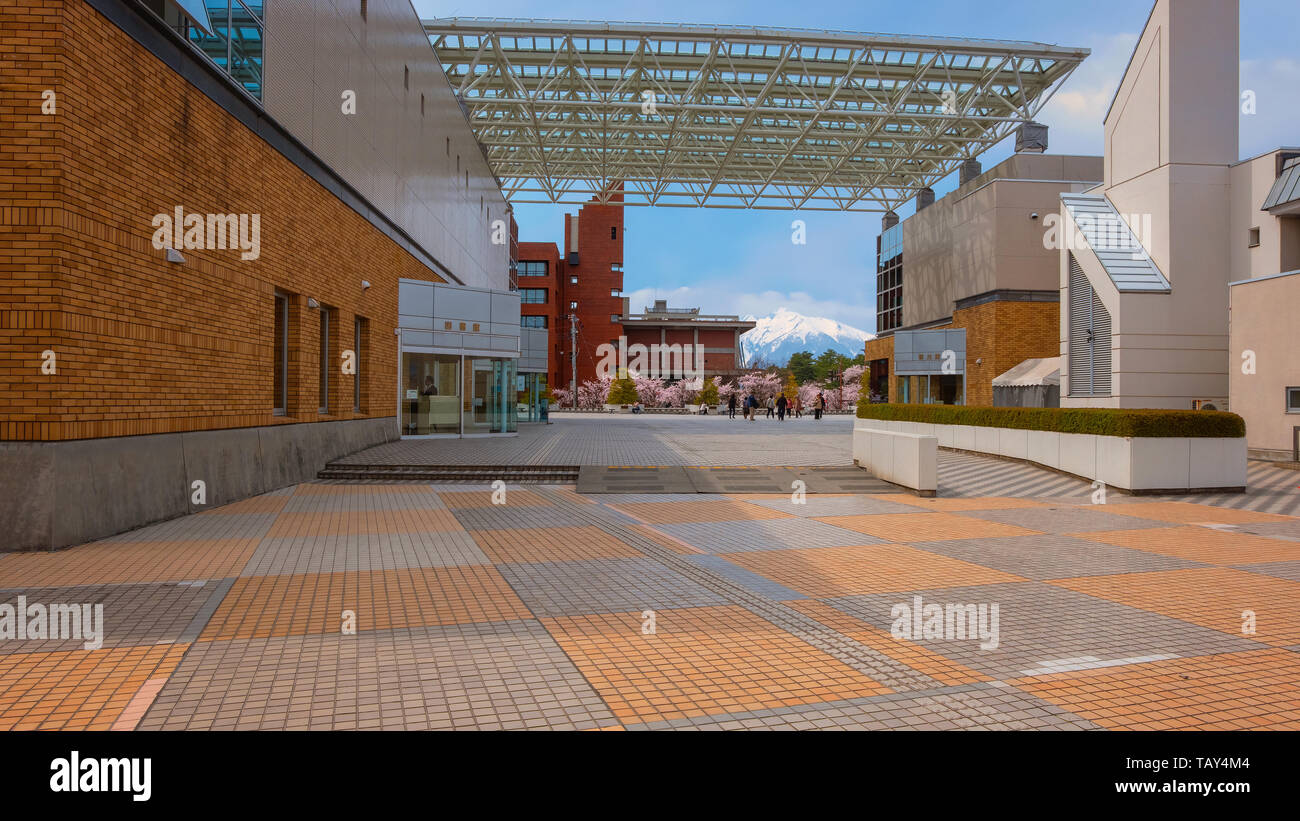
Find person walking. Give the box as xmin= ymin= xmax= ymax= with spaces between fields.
xmin=776 ymin=394 xmax=787 ymax=421
xmin=814 ymin=392 xmax=825 ymax=420
xmin=793 ymin=395 xmax=803 ymax=419
xmin=728 ymin=392 xmax=737 ymax=419
xmin=747 ymin=393 xmax=759 ymax=422
xmin=765 ymin=395 xmax=775 ymax=419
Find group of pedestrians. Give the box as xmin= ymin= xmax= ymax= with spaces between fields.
xmin=726 ymin=392 xmax=826 ymax=421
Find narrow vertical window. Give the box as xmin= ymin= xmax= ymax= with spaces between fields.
xmin=354 ymin=316 xmax=365 ymax=413
xmin=273 ymin=292 xmax=288 ymax=414
xmin=319 ymin=307 xmax=331 ymax=414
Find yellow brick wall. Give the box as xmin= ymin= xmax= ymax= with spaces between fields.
xmin=1 ymin=1 xmax=446 ymax=441
xmin=862 ymin=301 xmax=1058 ymax=407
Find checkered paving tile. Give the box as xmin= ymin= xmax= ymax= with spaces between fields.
xmin=723 ymin=544 xmax=1024 ymax=598
xmin=817 ymin=512 xmax=1041 ymax=542
xmin=909 ymin=534 xmax=1203 ymax=580
xmin=139 ymin=622 xmax=620 ymax=731
xmin=1071 ymin=525 xmax=1300 ymax=564
xmin=1011 ymin=650 xmax=1300 ymax=730
xmin=5 ymin=459 xmax=1298 ymax=732
xmin=496 ymin=558 xmax=728 ymax=617
xmin=654 ymin=518 xmax=886 ymax=554
xmin=826 ymin=581 xmax=1260 ymax=681
xmin=200 ymin=566 xmax=532 ymax=641
xmin=540 ymin=606 xmax=889 ymax=725
xmin=1049 ymin=567 xmax=1300 ymax=647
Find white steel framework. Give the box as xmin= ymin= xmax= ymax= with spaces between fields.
xmin=425 ymin=18 xmax=1088 ymax=211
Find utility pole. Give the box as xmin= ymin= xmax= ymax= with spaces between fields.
xmin=569 ymin=313 xmax=578 ymax=409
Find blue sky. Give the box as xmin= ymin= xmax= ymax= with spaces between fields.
xmin=416 ymin=0 xmax=1299 ymax=333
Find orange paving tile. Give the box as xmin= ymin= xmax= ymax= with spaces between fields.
xmin=264 ymin=508 xmax=462 ymax=538
xmin=723 ymin=544 xmax=1024 ymax=598
xmin=548 ymin=486 xmax=597 ymax=505
xmin=1097 ymin=501 xmax=1296 ymax=525
xmin=611 ymin=500 xmax=796 ymax=524
xmin=786 ymin=599 xmax=989 ymax=686
xmin=199 ymin=565 xmax=532 ymax=641
xmin=1070 ymin=525 xmax=1300 ymax=564
xmin=0 ymin=644 xmax=188 ymax=731
xmin=438 ymin=489 xmax=552 ymax=508
xmin=540 ymin=606 xmax=889 ymax=725
xmin=816 ymin=511 xmax=1041 ymax=542
xmin=0 ymin=538 xmax=260 ymax=586
xmin=199 ymin=493 xmax=290 ymax=515
xmin=1049 ymin=567 xmax=1300 ymax=647
xmin=1012 ymin=649 xmax=1300 ymax=730
xmin=471 ymin=526 xmax=642 ymax=562
xmin=626 ymin=524 xmax=705 ymax=555
xmin=869 ymin=494 xmax=1047 ymax=512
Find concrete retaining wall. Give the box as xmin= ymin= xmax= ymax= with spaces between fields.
xmin=0 ymin=417 xmax=397 ymax=552
xmin=852 ymin=423 xmax=938 ymax=495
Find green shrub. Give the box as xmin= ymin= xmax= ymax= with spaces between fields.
xmin=699 ymin=380 xmax=719 ymax=405
xmin=607 ymin=377 xmax=639 ymax=405
xmin=855 ymin=402 xmax=1244 ymax=438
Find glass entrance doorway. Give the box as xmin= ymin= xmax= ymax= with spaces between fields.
xmin=399 ymin=350 xmax=518 ymax=436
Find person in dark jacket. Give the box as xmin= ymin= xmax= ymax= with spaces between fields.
xmin=728 ymin=393 xmax=738 ymax=419
xmin=776 ymin=394 xmax=788 ymax=421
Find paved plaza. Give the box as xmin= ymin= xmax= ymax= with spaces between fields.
xmin=2 ymin=416 xmax=1300 ymax=730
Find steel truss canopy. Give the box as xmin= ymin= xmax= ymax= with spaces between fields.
xmin=424 ymin=18 xmax=1088 ymax=211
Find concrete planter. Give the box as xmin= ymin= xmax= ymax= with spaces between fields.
xmin=855 ymin=417 xmax=1246 ymax=492
xmin=852 ymin=420 xmax=937 ymax=495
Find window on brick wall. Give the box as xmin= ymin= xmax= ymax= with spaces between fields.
xmin=319 ymin=305 xmax=334 ymax=414
xmin=611 ymin=227 xmax=618 ymax=240
xmin=354 ymin=316 xmax=367 ymax=413
xmin=521 ymin=315 xmax=547 ymax=329
xmin=519 ymin=261 xmax=547 ymax=276
xmin=520 ymin=289 xmax=547 ymax=304
xmin=273 ymin=292 xmax=289 ymax=415
xmin=570 ymin=276 xmax=578 ymax=284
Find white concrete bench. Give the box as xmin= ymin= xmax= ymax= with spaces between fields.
xmin=852 ymin=421 xmax=937 ymax=496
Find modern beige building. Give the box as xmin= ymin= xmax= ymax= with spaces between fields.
xmin=1058 ymin=0 xmax=1298 ymax=461
xmin=864 ymin=148 xmax=1103 ymax=407
xmin=1229 ymin=153 xmax=1300 ymax=461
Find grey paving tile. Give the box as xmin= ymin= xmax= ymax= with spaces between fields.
xmin=240 ymin=531 xmax=489 ymax=576
xmin=0 ymin=583 xmax=214 ymax=653
xmin=282 ymin=490 xmax=446 ymax=513
xmin=824 ymin=581 xmax=1262 ymax=681
xmin=911 ymin=534 xmax=1205 ymax=580
xmin=1233 ymin=560 xmax=1300 ymax=583
xmin=955 ymin=505 xmax=1174 ymax=533
xmin=741 ymin=495 xmax=930 ymax=518
xmin=629 ymin=684 xmax=1098 ymax=731
xmin=450 ymin=505 xmax=591 ymax=531
xmin=1234 ymin=521 xmax=1300 ymax=543
xmin=138 ymin=620 xmax=621 ymax=731
xmin=683 ymin=555 xmax=808 ymax=601
xmin=656 ymin=518 xmax=886 ymax=553
xmin=98 ymin=513 xmax=276 ymax=543
xmin=495 ymin=557 xmax=728 ymax=617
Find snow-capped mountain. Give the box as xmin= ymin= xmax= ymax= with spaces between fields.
xmin=740 ymin=309 xmax=874 ymax=367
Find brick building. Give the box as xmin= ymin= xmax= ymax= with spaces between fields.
xmin=863 ymin=147 xmax=1102 ymax=406
xmin=0 ymin=0 xmax=512 ymax=549
xmin=518 ymin=200 xmax=753 ymax=397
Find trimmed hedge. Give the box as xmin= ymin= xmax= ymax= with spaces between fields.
xmin=855 ymin=402 xmax=1245 ymax=438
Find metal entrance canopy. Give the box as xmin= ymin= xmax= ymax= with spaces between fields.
xmin=425 ymin=18 xmax=1088 ymax=211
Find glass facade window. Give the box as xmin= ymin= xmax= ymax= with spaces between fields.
xmin=521 ymin=315 xmax=547 ymax=329
xmin=519 ymin=261 xmax=548 ymax=277
xmin=402 ymin=353 xmax=461 ymax=435
xmin=876 ymin=223 xmax=903 ymax=332
xmin=895 ymin=374 xmax=964 ymax=406
xmin=517 ymin=372 xmax=548 ymax=422
xmin=186 ymin=1 xmax=265 ymax=101
xmin=520 ymin=288 xmax=547 ymax=304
